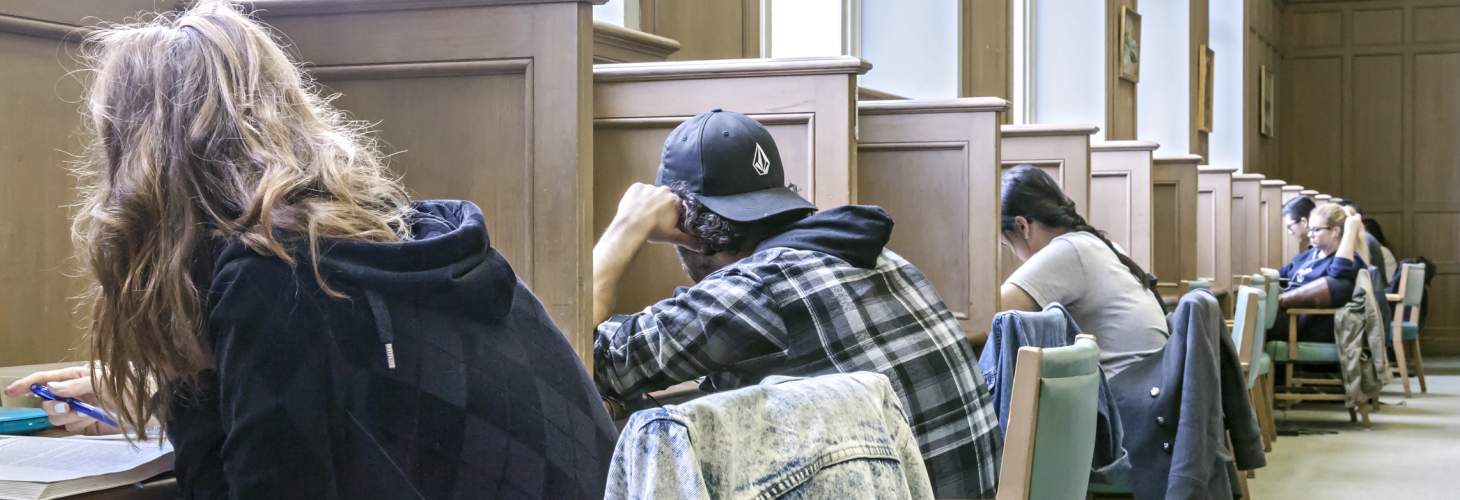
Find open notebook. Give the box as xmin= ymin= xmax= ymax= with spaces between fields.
xmin=0 ymin=435 xmax=173 ymax=500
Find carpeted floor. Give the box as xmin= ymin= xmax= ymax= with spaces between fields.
xmin=1247 ymin=357 xmax=1460 ymax=499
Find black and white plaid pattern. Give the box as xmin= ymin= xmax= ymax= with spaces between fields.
xmin=595 ymin=248 xmax=1001 ymax=499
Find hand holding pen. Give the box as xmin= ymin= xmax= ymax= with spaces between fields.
xmin=3 ymin=365 xmax=122 ymax=436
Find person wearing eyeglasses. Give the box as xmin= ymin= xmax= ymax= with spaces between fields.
xmin=1281 ymin=195 xmax=1317 ymax=252
xmin=1274 ymin=203 xmax=1366 ymax=342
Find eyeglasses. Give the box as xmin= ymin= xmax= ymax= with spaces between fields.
xmin=1308 ymin=226 xmax=1334 ymax=235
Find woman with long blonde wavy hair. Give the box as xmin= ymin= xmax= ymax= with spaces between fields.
xmin=3 ymin=2 xmax=616 ymax=498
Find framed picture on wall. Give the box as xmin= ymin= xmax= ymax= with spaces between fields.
xmin=1119 ymin=6 xmax=1141 ymax=83
xmin=1260 ymin=65 xmax=1275 ymax=137
xmin=1197 ymin=45 xmax=1214 ymax=132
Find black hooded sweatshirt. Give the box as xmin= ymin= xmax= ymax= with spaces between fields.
xmin=167 ymin=200 xmax=616 ymax=499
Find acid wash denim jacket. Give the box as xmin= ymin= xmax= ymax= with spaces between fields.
xmin=605 ymin=372 xmax=936 ymax=500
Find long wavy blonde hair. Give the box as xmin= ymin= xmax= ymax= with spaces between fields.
xmin=73 ymin=0 xmax=411 ymax=438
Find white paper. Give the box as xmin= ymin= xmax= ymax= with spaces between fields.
xmin=0 ymin=436 xmax=172 ymax=483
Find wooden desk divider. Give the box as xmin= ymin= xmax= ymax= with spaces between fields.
xmin=1260 ymin=180 xmax=1288 ymax=270
xmin=1231 ymin=174 xmax=1267 ymax=278
xmin=997 ymin=124 xmax=1099 ymax=285
xmin=1151 ymin=155 xmax=1201 ymax=304
xmin=251 ymin=0 xmax=601 ymax=363
xmin=1282 ymin=185 xmax=1308 ymax=264
xmin=1197 ymin=166 xmax=1237 ymax=296
xmin=856 ymin=98 xmax=1008 ymax=336
xmin=1299 ymin=189 xmax=1320 ymax=198
xmin=1314 ymin=193 xmax=1333 ymax=203
xmin=0 ymin=1 xmax=184 ymax=366
xmin=593 ymin=56 xmax=868 ymax=315
xmin=1090 ymin=140 xmax=1160 ymax=272
xmin=593 ymin=20 xmax=681 ymax=63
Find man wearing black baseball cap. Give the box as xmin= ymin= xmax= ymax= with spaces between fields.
xmin=592 ymin=110 xmax=1000 ymax=498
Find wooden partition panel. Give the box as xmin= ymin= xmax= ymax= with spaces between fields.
xmin=1282 ymin=185 xmax=1307 ymax=264
xmin=0 ymin=2 xmax=182 ymax=366
xmin=1198 ymin=166 xmax=1237 ymax=295
xmin=998 ymin=124 xmax=1099 ymax=283
xmin=1231 ymin=174 xmax=1266 ymax=277
xmin=857 ymin=98 xmax=1007 ymax=334
xmin=593 ymin=20 xmax=680 ymax=63
xmin=1260 ymin=180 xmax=1287 ymax=270
xmin=593 ymin=57 xmax=866 ymax=314
xmin=254 ymin=0 xmax=600 ymax=361
xmin=1314 ymin=194 xmax=1333 ymax=203
xmin=1151 ymin=155 xmax=1201 ymax=303
xmin=1090 ymin=141 xmax=1160 ymax=271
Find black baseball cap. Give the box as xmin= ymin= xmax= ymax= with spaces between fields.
xmin=655 ymin=109 xmax=816 ymax=222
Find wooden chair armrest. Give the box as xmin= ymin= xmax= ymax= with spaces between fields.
xmin=1288 ymin=308 xmax=1338 ymax=316
xmin=1386 ymin=293 xmax=1402 ymax=302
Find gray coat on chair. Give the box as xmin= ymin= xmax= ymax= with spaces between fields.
xmin=1108 ymin=290 xmax=1267 ymax=500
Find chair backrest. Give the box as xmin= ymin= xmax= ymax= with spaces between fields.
xmin=1230 ymin=286 xmax=1266 ymax=389
xmin=997 ymin=335 xmax=1101 ymax=500
xmin=1186 ymin=279 xmax=1211 ymax=292
xmin=1400 ymin=263 xmax=1426 ymax=308
xmin=1260 ymin=268 xmax=1281 ymax=329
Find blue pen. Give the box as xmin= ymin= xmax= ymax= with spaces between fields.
xmin=29 ymin=383 xmax=119 ymax=428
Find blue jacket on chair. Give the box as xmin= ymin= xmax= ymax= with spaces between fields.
xmin=978 ymin=303 xmax=1132 ymax=486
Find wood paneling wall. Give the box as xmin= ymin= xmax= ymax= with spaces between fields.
xmin=593 ymin=57 xmax=865 ymax=314
xmin=1106 ymin=0 xmax=1139 ymax=139
xmin=637 ymin=0 xmax=759 ymax=60
xmin=1246 ymin=0 xmax=1283 ymax=177
xmin=257 ymin=0 xmax=600 ymax=362
xmin=1191 ymin=0 xmax=1211 ymax=160
xmin=857 ymin=98 xmax=1007 ymax=336
xmin=961 ymin=0 xmax=1012 ymax=106
xmin=1152 ymin=154 xmax=1201 ymax=303
xmin=1198 ymin=166 xmax=1237 ymax=295
xmin=1281 ymin=0 xmax=1460 ymax=353
xmin=1090 ymin=141 xmax=1160 ymax=271
xmin=0 ymin=2 xmax=179 ymax=366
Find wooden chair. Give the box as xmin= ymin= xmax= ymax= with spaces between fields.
xmin=1265 ymin=282 xmax=1375 ymax=428
xmin=997 ymin=335 xmax=1101 ymax=500
xmin=1386 ymin=263 xmax=1428 ymax=397
xmin=1230 ymin=284 xmax=1277 ymax=451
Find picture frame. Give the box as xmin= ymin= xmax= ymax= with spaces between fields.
xmin=1197 ymin=45 xmax=1214 ymax=132
xmin=1119 ymin=6 xmax=1141 ymax=83
xmin=1259 ymin=64 xmax=1275 ymax=137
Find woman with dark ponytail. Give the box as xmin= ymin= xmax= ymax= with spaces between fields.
xmin=996 ymin=165 xmax=1170 ymax=376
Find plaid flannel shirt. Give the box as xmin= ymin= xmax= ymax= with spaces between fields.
xmin=595 ymin=247 xmax=1001 ymax=499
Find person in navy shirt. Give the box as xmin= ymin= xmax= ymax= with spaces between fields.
xmin=1275 ymin=203 xmax=1367 ymax=342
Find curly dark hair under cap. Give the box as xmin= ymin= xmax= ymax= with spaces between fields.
xmin=669 ymin=183 xmax=811 ymax=256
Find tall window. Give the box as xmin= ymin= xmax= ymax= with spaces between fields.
xmin=593 ymin=0 xmax=634 ymax=28
xmin=764 ymin=0 xmax=957 ymax=99
xmin=859 ymin=0 xmax=957 ymax=99
xmin=766 ymin=0 xmax=846 ymax=58
xmin=1010 ymin=0 xmax=1032 ymax=123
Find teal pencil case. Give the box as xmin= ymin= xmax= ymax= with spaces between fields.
xmin=0 ymin=407 xmax=52 ymax=435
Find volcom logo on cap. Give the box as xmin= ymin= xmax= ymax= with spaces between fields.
xmin=752 ymin=143 xmax=771 ymax=176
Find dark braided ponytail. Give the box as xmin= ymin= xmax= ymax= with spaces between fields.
xmin=1001 ymin=165 xmax=1166 ymax=311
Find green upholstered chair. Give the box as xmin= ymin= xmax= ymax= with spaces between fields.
xmin=1386 ymin=263 xmax=1428 ymax=397
xmin=997 ymin=335 xmax=1101 ymax=500
xmin=1230 ymin=285 xmax=1276 ymax=450
xmin=1263 ymin=271 xmax=1376 ymax=427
